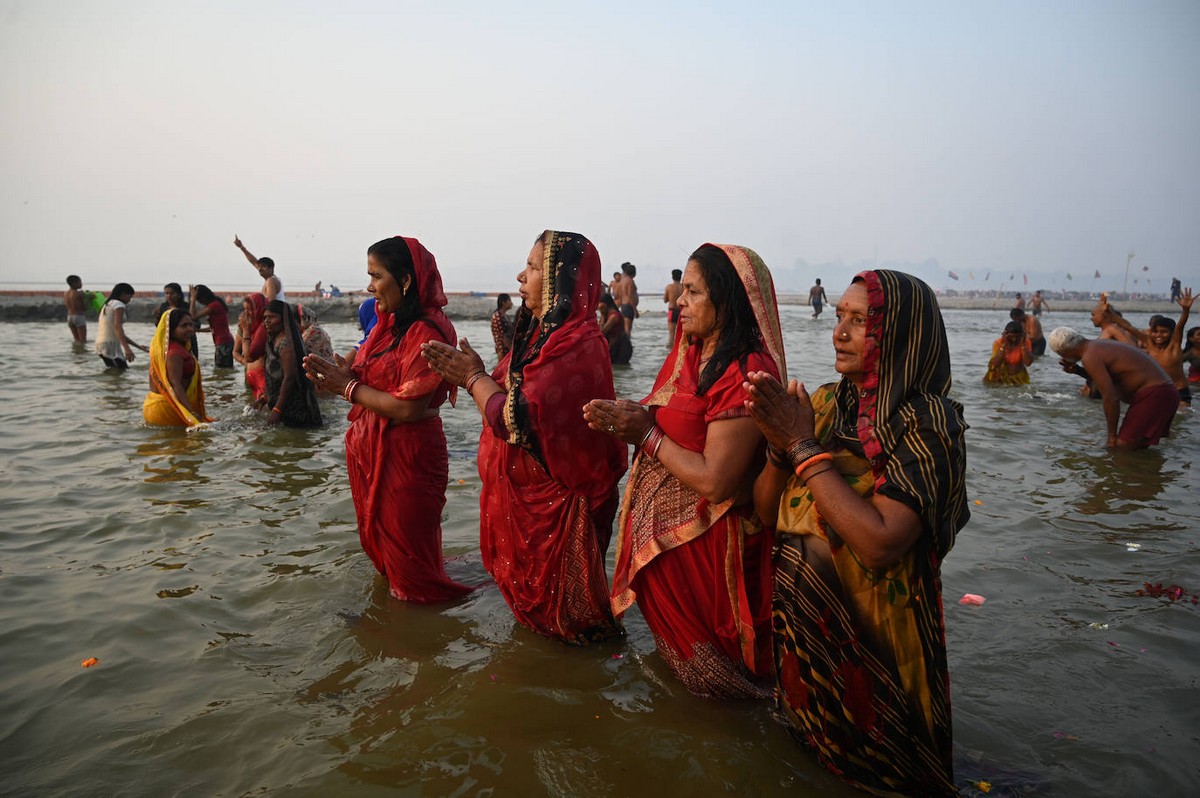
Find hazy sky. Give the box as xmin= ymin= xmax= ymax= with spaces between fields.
xmin=2 ymin=0 xmax=1198 ymax=294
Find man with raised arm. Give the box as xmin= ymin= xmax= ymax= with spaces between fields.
xmin=234 ymin=235 xmax=285 ymax=302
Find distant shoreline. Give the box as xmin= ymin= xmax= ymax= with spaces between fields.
xmin=0 ymin=290 xmax=1183 ymax=323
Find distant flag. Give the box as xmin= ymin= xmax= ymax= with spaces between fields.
xmin=968 ymin=271 xmax=976 ymax=281
xmin=1023 ymin=273 xmax=1028 ymax=285
xmin=1094 ymin=269 xmax=1101 ymax=278
xmin=948 ymin=270 xmax=960 ymax=280
xmin=1066 ymin=273 xmax=1073 ymax=280
xmin=985 ymin=272 xmax=990 ymax=281
xmin=1009 ymin=273 xmax=1015 ymax=281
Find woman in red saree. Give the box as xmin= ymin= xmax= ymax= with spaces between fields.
xmin=585 ymin=244 xmax=786 ymax=697
xmin=422 ymin=230 xmax=627 ymax=643
xmin=234 ymin=292 xmax=268 ymax=401
xmin=745 ymin=270 xmax=969 ymax=795
xmin=301 ymin=236 xmax=473 ymax=603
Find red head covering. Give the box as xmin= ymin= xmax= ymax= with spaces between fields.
xmin=500 ymin=230 xmax=626 ymax=500
xmin=354 ymin=236 xmax=457 ymax=406
xmin=243 ymin=292 xmax=267 ymax=335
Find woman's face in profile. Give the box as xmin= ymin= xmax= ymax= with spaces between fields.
xmin=833 ymin=282 xmax=870 ymax=385
xmin=366 ymin=254 xmax=408 ymax=314
xmin=677 ymin=260 xmax=718 ymax=342
xmin=518 ymin=240 xmax=545 ymax=316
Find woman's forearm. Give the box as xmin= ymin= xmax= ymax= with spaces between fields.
xmin=352 ymin=384 xmax=435 ymax=423
xmin=752 ymin=462 xmax=790 ymax=528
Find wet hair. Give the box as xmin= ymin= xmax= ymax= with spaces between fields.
xmin=1004 ymin=321 xmax=1025 ymax=337
xmin=66 ymin=275 xmax=81 ymax=288
xmin=496 ymin=293 xmax=511 ymax=310
xmin=621 ymin=261 xmax=636 ymax=277
xmin=167 ymin=308 xmax=191 ymax=343
xmin=688 ymin=244 xmax=762 ymax=395
xmin=258 ymin=257 xmax=275 ymax=271
xmin=366 ymin=237 xmax=421 ymax=355
xmin=193 ymin=284 xmax=226 ymax=310
xmin=815 ymin=278 xmax=822 ymax=285
xmin=671 ymin=269 xmax=682 ymax=281
xmin=599 ymin=294 xmax=617 ymax=312
xmin=1009 ymin=308 xmax=1026 ymax=321
xmin=106 ymin=282 xmax=135 ymax=303
xmin=1148 ymin=314 xmax=1175 ymax=334
xmin=1049 ymin=327 xmax=1087 ymax=355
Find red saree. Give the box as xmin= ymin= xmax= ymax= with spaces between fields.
xmin=241 ymin=293 xmax=268 ymax=401
xmin=345 ymin=237 xmax=473 ymax=603
xmin=477 ymin=231 xmax=627 ymax=643
xmin=611 ymin=244 xmax=787 ymax=697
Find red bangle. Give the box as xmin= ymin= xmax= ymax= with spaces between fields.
xmin=641 ymin=425 xmax=666 ymax=460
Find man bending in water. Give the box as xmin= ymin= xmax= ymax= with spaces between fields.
xmin=1050 ymin=327 xmax=1177 ymax=449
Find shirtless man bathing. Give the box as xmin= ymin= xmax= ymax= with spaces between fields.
xmin=1050 ymin=327 xmax=1178 ymax=449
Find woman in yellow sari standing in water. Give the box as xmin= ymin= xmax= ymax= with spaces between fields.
xmin=143 ymin=308 xmax=213 ymax=427
xmin=744 ymin=270 xmax=968 ymax=796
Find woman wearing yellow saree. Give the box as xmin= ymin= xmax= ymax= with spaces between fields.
xmin=745 ymin=270 xmax=969 ymax=796
xmin=143 ymin=308 xmax=214 ymax=427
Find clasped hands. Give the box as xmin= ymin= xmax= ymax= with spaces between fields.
xmin=742 ymin=371 xmax=816 ymax=454
xmin=420 ymin=338 xmax=486 ymax=386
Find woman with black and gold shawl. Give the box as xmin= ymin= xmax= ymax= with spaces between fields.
xmin=422 ymin=230 xmax=627 ymax=643
xmin=744 ymin=270 xmax=969 ymax=796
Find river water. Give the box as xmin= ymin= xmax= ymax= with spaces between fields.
xmin=1 ymin=306 xmax=1197 ymax=796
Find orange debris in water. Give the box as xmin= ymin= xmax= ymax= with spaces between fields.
xmin=81 ymin=657 xmax=99 ymax=668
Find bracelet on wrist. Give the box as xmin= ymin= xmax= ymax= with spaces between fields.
xmin=343 ymin=379 xmax=360 ymax=402
xmin=641 ymin=425 xmax=666 ymax=460
xmin=794 ymin=451 xmax=833 ymax=478
xmin=799 ymin=463 xmax=834 ymax=486
xmin=785 ymin=437 xmax=824 ymax=470
xmin=637 ymin=424 xmax=656 ymax=447
xmin=464 ymin=370 xmax=488 ymax=392
xmin=766 ymin=444 xmax=790 ymax=470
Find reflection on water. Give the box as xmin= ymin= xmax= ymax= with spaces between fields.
xmin=1 ymin=315 xmax=1198 ymax=795
xmin=1070 ymin=448 xmax=1175 ymax=515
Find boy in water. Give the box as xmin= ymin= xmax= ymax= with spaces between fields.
xmin=63 ymin=275 xmax=87 ymax=342
xmin=1110 ymin=288 xmax=1194 ymax=406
